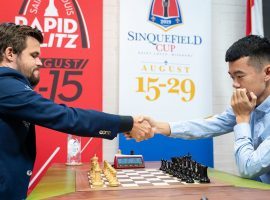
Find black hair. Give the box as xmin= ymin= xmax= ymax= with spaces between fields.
xmin=225 ymin=35 xmax=270 ymax=69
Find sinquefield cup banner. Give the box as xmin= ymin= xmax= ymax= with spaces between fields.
xmin=119 ymin=0 xmax=213 ymax=165
xmin=0 ymin=0 xmax=103 ymax=191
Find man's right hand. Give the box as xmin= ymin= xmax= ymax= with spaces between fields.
xmin=125 ymin=116 xmax=171 ymax=142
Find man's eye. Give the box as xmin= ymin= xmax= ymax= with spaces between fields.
xmin=237 ymin=75 xmax=244 ymax=79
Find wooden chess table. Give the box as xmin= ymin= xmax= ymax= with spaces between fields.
xmin=28 ymin=162 xmax=270 ymax=200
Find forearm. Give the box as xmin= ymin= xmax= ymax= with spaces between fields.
xmin=155 ymin=121 xmax=171 ymax=136
xmin=234 ymin=123 xmax=270 ymax=178
xmin=168 ymin=118 xmax=234 ymax=139
xmin=163 ymin=108 xmax=236 ymax=139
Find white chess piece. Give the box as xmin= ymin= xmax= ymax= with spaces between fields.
xmin=92 ymin=164 xmax=103 ymax=187
xmin=45 ymin=0 xmax=59 ymax=16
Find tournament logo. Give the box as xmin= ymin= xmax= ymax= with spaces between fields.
xmin=149 ymin=0 xmax=182 ymax=31
xmin=16 ymin=0 xmax=90 ymax=48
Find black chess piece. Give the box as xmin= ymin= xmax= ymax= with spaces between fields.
xmin=163 ymin=160 xmax=168 ymax=172
xmin=166 ymin=162 xmax=172 ymax=174
xmin=193 ymin=162 xmax=200 ymax=181
xmin=171 ymin=157 xmax=177 ymax=163
xmin=160 ymin=159 xmax=165 ymax=171
xmin=168 ymin=154 xmax=211 ymax=184
xmin=186 ymin=176 xmax=194 ymax=183
xmin=199 ymin=165 xmax=210 ymax=183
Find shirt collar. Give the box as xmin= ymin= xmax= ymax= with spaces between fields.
xmin=256 ymin=95 xmax=270 ymax=113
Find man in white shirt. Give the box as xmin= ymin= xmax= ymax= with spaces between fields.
xmin=138 ymin=35 xmax=270 ymax=183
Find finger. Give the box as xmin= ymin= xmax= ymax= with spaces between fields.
xmin=231 ymin=90 xmax=237 ymax=107
xmin=137 ymin=115 xmax=144 ymax=123
xmin=133 ymin=132 xmax=144 ymax=140
xmin=141 ymin=116 xmax=151 ymax=124
xmin=140 ymin=121 xmax=151 ymax=132
xmin=146 ymin=126 xmax=155 ymax=138
xmin=231 ymin=91 xmax=234 ymax=106
xmin=239 ymin=88 xmax=249 ymax=101
xmin=135 ymin=136 xmax=144 ymax=142
xmin=134 ymin=115 xmax=144 ymax=123
xmin=235 ymin=89 xmax=242 ymax=102
xmin=123 ymin=133 xmax=132 ymax=140
xmin=147 ymin=129 xmax=155 ymax=139
xmin=151 ymin=127 xmax=157 ymax=134
xmin=249 ymin=92 xmax=257 ymax=106
xmin=125 ymin=134 xmax=132 ymax=139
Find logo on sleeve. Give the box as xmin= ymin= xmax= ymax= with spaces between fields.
xmin=99 ymin=130 xmax=111 ymax=135
xmin=24 ymin=85 xmax=33 ymax=91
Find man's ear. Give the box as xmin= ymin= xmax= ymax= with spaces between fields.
xmin=264 ymin=65 xmax=270 ymax=81
xmin=4 ymin=47 xmax=15 ymax=62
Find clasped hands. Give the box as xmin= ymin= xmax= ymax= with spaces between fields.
xmin=125 ymin=116 xmax=155 ymax=142
xmin=231 ymin=88 xmax=257 ymax=123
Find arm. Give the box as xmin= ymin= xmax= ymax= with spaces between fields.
xmin=234 ymin=124 xmax=270 ymax=179
xmin=231 ymin=89 xmax=270 ymax=179
xmin=141 ymin=108 xmax=236 ymax=140
xmin=0 ymin=72 xmax=142 ymax=140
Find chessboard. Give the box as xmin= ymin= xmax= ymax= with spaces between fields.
xmin=76 ymin=167 xmax=231 ymax=191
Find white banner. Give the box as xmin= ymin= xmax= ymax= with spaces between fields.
xmin=119 ymin=0 xmax=212 ymax=122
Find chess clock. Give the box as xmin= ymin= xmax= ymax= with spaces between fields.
xmin=114 ymin=154 xmax=145 ymax=169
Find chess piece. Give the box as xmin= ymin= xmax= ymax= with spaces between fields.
xmin=92 ymin=164 xmax=103 ymax=187
xmin=117 ymin=149 xmax=122 ymax=154
xmin=90 ymin=155 xmax=99 ymax=178
xmin=90 ymin=154 xmax=99 ymax=169
xmin=186 ymin=177 xmax=194 ymax=183
xmin=103 ymin=160 xmax=119 ymax=187
xmin=160 ymin=159 xmax=166 ymax=171
xmin=165 ymin=161 xmax=171 ymax=174
xmin=162 ymin=0 xmax=169 ymax=17
xmin=45 ymin=0 xmax=59 ymax=16
xmin=103 ymin=160 xmax=110 ymax=177
xmin=108 ymin=167 xmax=120 ymax=187
xmin=199 ymin=165 xmax=210 ymax=183
xmin=162 ymin=154 xmax=211 ymax=184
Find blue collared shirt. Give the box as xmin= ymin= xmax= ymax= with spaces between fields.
xmin=169 ymin=96 xmax=270 ymax=183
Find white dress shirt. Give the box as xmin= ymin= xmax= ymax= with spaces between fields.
xmin=169 ymin=96 xmax=270 ymax=183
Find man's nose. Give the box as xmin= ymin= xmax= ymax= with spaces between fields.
xmin=232 ymin=80 xmax=240 ymax=88
xmin=36 ymin=57 xmax=42 ymax=66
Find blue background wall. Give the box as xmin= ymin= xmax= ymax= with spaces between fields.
xmin=119 ymin=134 xmax=213 ymax=167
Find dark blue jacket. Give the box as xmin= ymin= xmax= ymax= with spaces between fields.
xmin=0 ymin=67 xmax=133 ymax=199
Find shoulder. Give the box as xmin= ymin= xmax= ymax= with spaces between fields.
xmin=0 ymin=67 xmax=32 ymax=93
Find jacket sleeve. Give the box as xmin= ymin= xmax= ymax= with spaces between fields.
xmin=0 ymin=76 xmax=133 ymax=140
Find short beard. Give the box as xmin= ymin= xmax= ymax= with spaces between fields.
xmin=28 ymin=75 xmax=40 ymax=87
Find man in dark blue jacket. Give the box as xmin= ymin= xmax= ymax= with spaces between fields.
xmin=0 ymin=22 xmax=152 ymax=199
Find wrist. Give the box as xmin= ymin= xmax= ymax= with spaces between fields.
xmin=156 ymin=122 xmax=171 ymax=136
xmin=236 ymin=116 xmax=250 ymax=124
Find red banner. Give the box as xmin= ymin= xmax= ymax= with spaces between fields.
xmin=0 ymin=0 xmax=103 ymax=192
xmin=246 ymin=0 xmax=263 ymax=36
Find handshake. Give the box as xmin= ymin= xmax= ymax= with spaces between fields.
xmin=124 ymin=116 xmax=171 ymax=142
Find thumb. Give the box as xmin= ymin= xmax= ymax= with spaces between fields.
xmin=136 ymin=115 xmax=144 ymax=123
